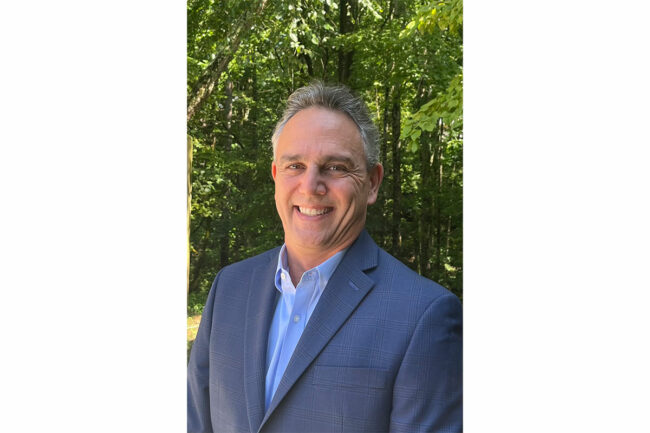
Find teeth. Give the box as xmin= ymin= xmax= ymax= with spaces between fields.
xmin=298 ymin=206 xmax=330 ymax=216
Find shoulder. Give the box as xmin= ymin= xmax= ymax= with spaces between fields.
xmin=217 ymin=246 xmax=281 ymax=280
xmin=371 ymin=247 xmax=459 ymax=307
xmin=345 ymin=230 xmax=458 ymax=307
xmin=205 ymin=246 xmax=280 ymax=308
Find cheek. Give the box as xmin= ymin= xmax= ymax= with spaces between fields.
xmin=274 ymin=184 xmax=284 ymax=206
xmin=335 ymin=182 xmax=365 ymax=207
xmin=274 ymin=180 xmax=292 ymax=203
xmin=347 ymin=177 xmax=368 ymax=195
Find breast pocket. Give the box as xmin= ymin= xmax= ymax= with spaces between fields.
xmin=308 ymin=366 xmax=392 ymax=430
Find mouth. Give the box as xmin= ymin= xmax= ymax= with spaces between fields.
xmin=295 ymin=206 xmax=333 ymax=216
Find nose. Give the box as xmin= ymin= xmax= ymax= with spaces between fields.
xmin=300 ymin=166 xmax=326 ymax=195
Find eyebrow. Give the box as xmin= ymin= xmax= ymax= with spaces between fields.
xmin=278 ymin=154 xmax=357 ymax=167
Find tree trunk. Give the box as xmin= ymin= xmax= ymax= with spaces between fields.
xmin=225 ymin=80 xmax=233 ymax=149
xmin=391 ymin=89 xmax=401 ymax=255
xmin=250 ymin=61 xmax=259 ymax=149
xmin=189 ymin=225 xmax=211 ymax=293
xmin=337 ymin=0 xmax=355 ymax=83
xmin=381 ymin=85 xmax=390 ymax=166
xmin=431 ymin=118 xmax=444 ymax=277
xmin=218 ymin=81 xmax=233 ymax=268
xmin=377 ymin=84 xmax=390 ymax=243
xmin=419 ymin=131 xmax=432 ymax=275
xmin=187 ymin=0 xmax=268 ymax=122
xmin=219 ymin=221 xmax=229 ymax=269
xmin=187 ymin=135 xmax=193 ymax=295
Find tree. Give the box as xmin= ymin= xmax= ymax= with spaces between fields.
xmin=187 ymin=0 xmax=464 ymax=313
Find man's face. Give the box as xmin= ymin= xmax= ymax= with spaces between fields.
xmin=272 ymin=106 xmax=383 ymax=257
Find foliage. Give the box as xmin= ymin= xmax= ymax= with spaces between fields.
xmin=187 ymin=0 xmax=464 ymax=311
xmin=188 ymin=291 xmax=206 ymax=316
xmin=402 ymin=72 xmax=462 ymax=151
xmin=401 ymin=0 xmax=463 ymax=37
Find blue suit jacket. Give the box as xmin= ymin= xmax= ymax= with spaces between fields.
xmin=188 ymin=230 xmax=462 ymax=432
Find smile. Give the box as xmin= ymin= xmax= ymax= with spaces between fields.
xmin=296 ymin=206 xmax=333 ymax=216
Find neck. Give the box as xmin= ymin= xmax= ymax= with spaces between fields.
xmin=284 ymin=244 xmax=348 ymax=286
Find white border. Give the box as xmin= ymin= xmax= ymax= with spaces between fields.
xmin=0 ymin=2 xmax=187 ymax=431
xmin=465 ymin=0 xmax=650 ymax=431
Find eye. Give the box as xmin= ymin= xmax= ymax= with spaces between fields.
xmin=287 ymin=163 xmax=304 ymax=170
xmin=327 ymin=165 xmax=347 ymax=172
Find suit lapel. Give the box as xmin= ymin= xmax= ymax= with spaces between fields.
xmin=243 ymin=249 xmax=280 ymax=433
xmin=260 ymin=231 xmax=379 ymax=428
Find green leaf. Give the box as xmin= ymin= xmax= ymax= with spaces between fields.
xmin=421 ymin=120 xmax=436 ymax=132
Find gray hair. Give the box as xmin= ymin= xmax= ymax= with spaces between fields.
xmin=271 ymin=82 xmax=380 ymax=169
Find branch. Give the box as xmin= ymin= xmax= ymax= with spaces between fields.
xmin=187 ymin=0 xmax=268 ymax=122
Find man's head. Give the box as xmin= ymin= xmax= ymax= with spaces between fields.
xmin=271 ymin=83 xmax=384 ymax=259
xmin=272 ymin=82 xmax=380 ymax=171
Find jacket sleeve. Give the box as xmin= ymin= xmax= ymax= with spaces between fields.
xmin=389 ymin=293 xmax=463 ymax=433
xmin=187 ymin=271 xmax=222 ymax=433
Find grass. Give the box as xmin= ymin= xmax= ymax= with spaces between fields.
xmin=187 ymin=314 xmax=201 ymax=362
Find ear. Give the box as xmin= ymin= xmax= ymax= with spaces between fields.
xmin=366 ymin=163 xmax=384 ymax=205
xmin=271 ymin=160 xmax=277 ymax=181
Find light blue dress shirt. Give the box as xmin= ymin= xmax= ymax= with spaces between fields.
xmin=264 ymin=245 xmax=347 ymax=410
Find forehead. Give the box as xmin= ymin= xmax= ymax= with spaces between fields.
xmin=277 ymin=107 xmax=363 ymax=158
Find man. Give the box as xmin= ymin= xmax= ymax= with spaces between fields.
xmin=188 ymin=82 xmax=462 ymax=433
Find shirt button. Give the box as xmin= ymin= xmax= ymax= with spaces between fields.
xmin=293 ymin=315 xmax=300 ymax=323
xmin=281 ymin=273 xmax=286 ymax=280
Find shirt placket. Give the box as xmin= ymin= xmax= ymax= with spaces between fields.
xmin=271 ymin=271 xmax=317 ymax=393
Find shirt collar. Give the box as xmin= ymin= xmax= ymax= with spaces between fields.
xmin=274 ymin=244 xmax=347 ymax=293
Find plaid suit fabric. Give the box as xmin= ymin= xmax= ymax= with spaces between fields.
xmin=188 ymin=230 xmax=462 ymax=433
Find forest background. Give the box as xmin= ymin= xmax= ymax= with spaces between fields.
xmin=187 ymin=0 xmax=463 ymax=326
